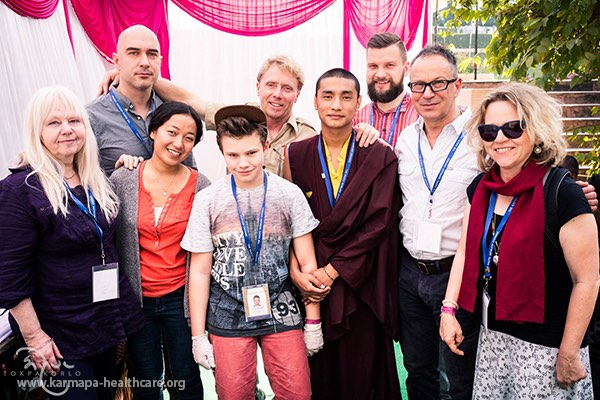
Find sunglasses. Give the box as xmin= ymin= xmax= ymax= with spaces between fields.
xmin=477 ymin=120 xmax=527 ymax=142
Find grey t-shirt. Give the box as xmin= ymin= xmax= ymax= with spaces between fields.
xmin=181 ymin=173 xmax=319 ymax=336
xmin=87 ymin=88 xmax=195 ymax=175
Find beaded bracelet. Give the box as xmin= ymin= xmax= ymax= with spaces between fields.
xmin=440 ymin=306 xmax=457 ymax=316
xmin=35 ymin=337 xmax=54 ymax=350
xmin=323 ymin=267 xmax=334 ymax=282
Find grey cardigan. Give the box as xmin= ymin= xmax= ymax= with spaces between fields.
xmin=110 ymin=166 xmax=211 ymax=318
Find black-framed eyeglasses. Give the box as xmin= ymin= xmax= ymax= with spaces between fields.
xmin=477 ymin=120 xmax=527 ymax=142
xmin=408 ymin=78 xmax=458 ymax=93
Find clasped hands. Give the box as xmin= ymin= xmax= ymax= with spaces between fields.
xmin=291 ymin=264 xmax=337 ymax=304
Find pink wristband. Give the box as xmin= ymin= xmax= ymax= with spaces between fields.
xmin=440 ymin=306 xmax=456 ymax=316
xmin=305 ymin=319 xmax=321 ymax=325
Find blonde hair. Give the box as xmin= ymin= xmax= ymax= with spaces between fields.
xmin=19 ymin=86 xmax=119 ymax=220
xmin=466 ymin=82 xmax=567 ymax=172
xmin=256 ymin=55 xmax=305 ymax=91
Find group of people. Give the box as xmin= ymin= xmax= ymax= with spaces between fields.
xmin=0 ymin=22 xmax=598 ymax=400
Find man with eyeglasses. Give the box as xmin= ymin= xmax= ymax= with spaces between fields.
xmin=394 ymin=44 xmax=480 ymax=400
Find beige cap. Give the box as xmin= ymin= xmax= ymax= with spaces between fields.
xmin=214 ymin=104 xmax=267 ymax=126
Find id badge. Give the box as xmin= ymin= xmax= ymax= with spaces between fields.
xmin=416 ymin=221 xmax=442 ymax=253
xmin=243 ymin=284 xmax=272 ymax=322
xmin=482 ymin=288 xmax=490 ymax=335
xmin=92 ymin=262 xmax=119 ymax=303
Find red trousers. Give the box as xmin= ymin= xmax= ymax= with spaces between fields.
xmin=210 ymin=329 xmax=311 ymax=400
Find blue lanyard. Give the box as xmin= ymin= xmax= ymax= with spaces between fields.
xmin=370 ymin=93 xmax=406 ymax=145
xmin=64 ymin=183 xmax=106 ymax=261
xmin=481 ymin=193 xmax=518 ymax=281
xmin=417 ymin=130 xmax=465 ymax=207
xmin=108 ymin=90 xmax=154 ymax=157
xmin=231 ymin=172 xmax=268 ymax=266
xmin=317 ymin=131 xmax=356 ymax=209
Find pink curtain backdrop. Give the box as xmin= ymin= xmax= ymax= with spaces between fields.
xmin=174 ymin=0 xmax=427 ymax=69
xmin=70 ymin=0 xmax=171 ymax=79
xmin=1 ymin=0 xmax=58 ymax=18
xmin=3 ymin=0 xmax=428 ymax=74
xmin=346 ymin=0 xmax=427 ymax=48
xmin=344 ymin=0 xmax=428 ymax=68
xmin=172 ymin=0 xmax=336 ymax=36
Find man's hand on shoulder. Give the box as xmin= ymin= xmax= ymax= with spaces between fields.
xmin=115 ymin=154 xmax=144 ymax=171
xmin=354 ymin=123 xmax=379 ymax=147
xmin=97 ymin=69 xmax=120 ymax=96
xmin=577 ymin=181 xmax=598 ymax=212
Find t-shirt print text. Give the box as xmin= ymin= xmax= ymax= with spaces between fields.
xmin=212 ymin=231 xmax=247 ymax=291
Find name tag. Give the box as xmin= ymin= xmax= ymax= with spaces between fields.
xmin=482 ymin=288 xmax=491 ymax=335
xmin=92 ymin=263 xmax=119 ymax=303
xmin=416 ymin=221 xmax=442 ymax=253
xmin=243 ymin=284 xmax=271 ymax=322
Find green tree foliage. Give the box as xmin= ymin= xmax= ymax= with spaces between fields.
xmin=445 ymin=0 xmax=600 ymax=89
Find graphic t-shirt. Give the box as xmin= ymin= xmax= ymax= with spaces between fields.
xmin=181 ymin=173 xmax=319 ymax=337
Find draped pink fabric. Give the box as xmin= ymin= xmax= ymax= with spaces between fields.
xmin=173 ymin=0 xmax=428 ymax=69
xmin=70 ymin=0 xmax=171 ymax=79
xmin=1 ymin=0 xmax=58 ymax=18
xmin=4 ymin=0 xmax=428 ymax=75
xmin=346 ymin=0 xmax=428 ymax=50
xmin=344 ymin=0 xmax=429 ymax=68
xmin=172 ymin=0 xmax=336 ymax=36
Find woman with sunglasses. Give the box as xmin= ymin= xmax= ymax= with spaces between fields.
xmin=440 ymin=82 xmax=598 ymax=398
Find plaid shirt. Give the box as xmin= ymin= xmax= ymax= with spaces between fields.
xmin=354 ymin=94 xmax=418 ymax=149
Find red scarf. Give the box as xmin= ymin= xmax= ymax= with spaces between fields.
xmin=458 ymin=161 xmax=547 ymax=323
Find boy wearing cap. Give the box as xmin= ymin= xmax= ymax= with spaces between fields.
xmin=182 ymin=105 xmax=323 ymax=399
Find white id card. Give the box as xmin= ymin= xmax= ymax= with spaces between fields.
xmin=416 ymin=221 xmax=442 ymax=253
xmin=243 ymin=284 xmax=272 ymax=322
xmin=482 ymin=289 xmax=490 ymax=335
xmin=92 ymin=262 xmax=119 ymax=303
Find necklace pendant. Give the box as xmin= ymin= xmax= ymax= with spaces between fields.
xmin=492 ymin=254 xmax=499 ymax=266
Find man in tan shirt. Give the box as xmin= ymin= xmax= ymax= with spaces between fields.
xmin=199 ymin=56 xmax=316 ymax=175
xmin=114 ymin=55 xmax=375 ymax=175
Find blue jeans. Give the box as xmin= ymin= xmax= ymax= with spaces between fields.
xmin=398 ymin=251 xmax=479 ymax=400
xmin=128 ymin=287 xmax=203 ymax=400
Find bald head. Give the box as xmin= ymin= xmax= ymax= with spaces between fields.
xmin=113 ymin=25 xmax=162 ymax=94
xmin=116 ymin=25 xmax=159 ymax=54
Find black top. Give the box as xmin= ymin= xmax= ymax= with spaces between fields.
xmin=467 ymin=173 xmax=591 ymax=348
xmin=0 ymin=169 xmax=144 ymax=359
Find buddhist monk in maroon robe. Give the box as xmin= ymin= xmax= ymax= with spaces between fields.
xmin=284 ymin=68 xmax=402 ymax=400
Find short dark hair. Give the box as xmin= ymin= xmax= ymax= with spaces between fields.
xmin=561 ymin=155 xmax=579 ymax=179
xmin=315 ymin=68 xmax=360 ymax=96
xmin=149 ymin=101 xmax=203 ymax=145
xmin=367 ymin=32 xmax=407 ymax=62
xmin=216 ymin=117 xmax=268 ymax=152
xmin=411 ymin=44 xmax=458 ymax=78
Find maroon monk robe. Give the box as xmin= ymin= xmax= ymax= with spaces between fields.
xmin=289 ymin=134 xmax=402 ymax=400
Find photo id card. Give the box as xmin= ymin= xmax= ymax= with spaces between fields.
xmin=92 ymin=262 xmax=119 ymax=303
xmin=243 ymin=284 xmax=271 ymax=322
xmin=416 ymin=221 xmax=442 ymax=253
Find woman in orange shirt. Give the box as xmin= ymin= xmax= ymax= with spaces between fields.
xmin=111 ymin=101 xmax=210 ymax=399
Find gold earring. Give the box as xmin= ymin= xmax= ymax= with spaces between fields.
xmin=534 ymin=145 xmax=542 ymax=155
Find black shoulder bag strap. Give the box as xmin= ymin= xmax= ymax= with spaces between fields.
xmin=543 ymin=167 xmax=570 ymax=249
